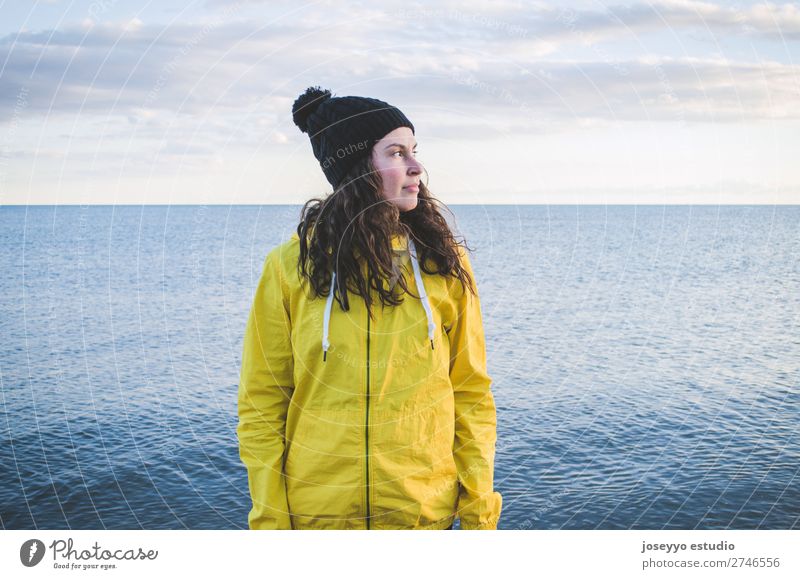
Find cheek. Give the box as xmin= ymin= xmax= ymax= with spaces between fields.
xmin=373 ymin=156 xmax=407 ymax=199
xmin=382 ymin=165 xmax=406 ymax=188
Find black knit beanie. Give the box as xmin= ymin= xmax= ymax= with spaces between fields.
xmin=292 ymin=86 xmax=415 ymax=189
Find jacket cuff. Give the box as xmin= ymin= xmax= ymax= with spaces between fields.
xmin=459 ymin=519 xmax=499 ymax=530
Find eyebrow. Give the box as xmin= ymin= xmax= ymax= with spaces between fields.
xmin=383 ymin=142 xmax=418 ymax=150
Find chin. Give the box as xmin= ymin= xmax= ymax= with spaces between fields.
xmin=396 ymin=197 xmax=419 ymax=213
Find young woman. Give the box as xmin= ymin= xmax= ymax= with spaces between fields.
xmin=237 ymin=86 xmax=502 ymax=530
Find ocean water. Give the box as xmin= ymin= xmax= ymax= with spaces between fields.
xmin=1 ymin=204 xmax=798 ymax=530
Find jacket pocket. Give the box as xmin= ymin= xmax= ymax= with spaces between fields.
xmin=283 ymin=409 xmax=364 ymax=520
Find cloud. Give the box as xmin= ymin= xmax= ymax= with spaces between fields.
xmin=401 ymin=56 xmax=800 ymax=139
xmin=540 ymin=0 xmax=800 ymax=42
xmin=0 ymin=2 xmax=797 ymax=135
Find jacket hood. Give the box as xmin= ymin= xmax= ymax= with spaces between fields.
xmin=287 ymin=231 xmax=432 ymax=361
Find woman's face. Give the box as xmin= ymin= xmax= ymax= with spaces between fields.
xmin=371 ymin=126 xmax=423 ymax=213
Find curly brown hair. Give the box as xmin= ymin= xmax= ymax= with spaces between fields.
xmin=296 ymin=154 xmax=475 ymax=317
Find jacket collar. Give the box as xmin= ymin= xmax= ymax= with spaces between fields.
xmin=291 ymin=231 xmax=409 ymax=251
xmin=391 ymin=233 xmax=408 ymax=251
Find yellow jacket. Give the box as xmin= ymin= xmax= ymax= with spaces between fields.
xmin=237 ymin=232 xmax=501 ymax=529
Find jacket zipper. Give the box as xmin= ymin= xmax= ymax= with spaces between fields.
xmin=365 ymin=306 xmax=371 ymax=529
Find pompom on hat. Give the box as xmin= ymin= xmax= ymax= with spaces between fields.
xmin=292 ymin=86 xmax=415 ymax=188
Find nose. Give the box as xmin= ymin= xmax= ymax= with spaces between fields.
xmin=407 ymin=156 xmax=422 ymax=175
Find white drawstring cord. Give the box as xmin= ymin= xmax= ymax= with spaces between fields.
xmin=322 ymin=238 xmax=436 ymax=360
xmin=407 ymin=238 xmax=436 ymax=350
xmin=322 ymin=270 xmax=336 ymax=361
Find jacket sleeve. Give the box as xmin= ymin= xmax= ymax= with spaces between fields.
xmin=448 ymin=248 xmax=502 ymax=530
xmin=237 ymin=250 xmax=294 ymax=530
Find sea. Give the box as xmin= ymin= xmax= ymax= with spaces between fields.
xmin=1 ymin=204 xmax=798 ymax=529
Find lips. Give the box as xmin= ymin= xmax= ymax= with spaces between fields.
xmin=403 ymin=184 xmax=420 ymax=192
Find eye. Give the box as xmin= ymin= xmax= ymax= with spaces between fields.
xmin=392 ymin=149 xmax=418 ymax=157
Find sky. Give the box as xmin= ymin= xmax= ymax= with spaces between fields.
xmin=0 ymin=0 xmax=798 ymax=205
